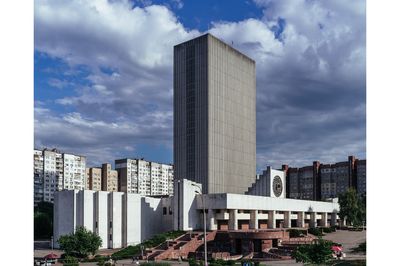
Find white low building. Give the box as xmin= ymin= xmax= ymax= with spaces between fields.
xmin=54 ymin=178 xmax=340 ymax=249
xmin=53 ymin=190 xmax=173 ymax=249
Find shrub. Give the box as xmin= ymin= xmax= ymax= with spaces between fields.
xmin=63 ymin=255 xmax=79 ymax=266
xmin=288 ymin=229 xmax=307 ymax=238
xmin=292 ymin=238 xmax=333 ymax=264
xmin=308 ymin=227 xmax=324 ymax=236
xmin=322 ymin=227 xmax=335 ymax=233
xmin=58 ymin=226 xmax=102 ymax=258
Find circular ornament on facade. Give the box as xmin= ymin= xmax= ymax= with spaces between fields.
xmin=273 ymin=175 xmax=283 ymax=197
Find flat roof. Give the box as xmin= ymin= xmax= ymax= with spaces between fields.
xmin=174 ymin=33 xmax=255 ymax=64
xmin=198 ymin=193 xmax=340 ymax=213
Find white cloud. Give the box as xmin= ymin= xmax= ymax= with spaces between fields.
xmin=35 ymin=0 xmax=365 ymax=169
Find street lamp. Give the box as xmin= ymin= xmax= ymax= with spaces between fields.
xmin=191 ymin=183 xmax=207 ymax=266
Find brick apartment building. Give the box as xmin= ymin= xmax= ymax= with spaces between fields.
xmin=283 ymin=156 xmax=366 ymax=201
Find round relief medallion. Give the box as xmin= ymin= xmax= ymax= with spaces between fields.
xmin=273 ymin=175 xmax=283 ymax=197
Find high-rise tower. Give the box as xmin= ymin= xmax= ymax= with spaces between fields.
xmin=173 ymin=34 xmax=256 ymax=194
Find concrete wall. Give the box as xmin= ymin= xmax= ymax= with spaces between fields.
xmin=198 ymin=193 xmax=339 ymax=213
xmin=173 ymin=179 xmax=202 ymax=230
xmin=54 ymin=190 xmax=175 ymax=249
xmin=125 ymin=193 xmax=142 ymax=246
xmin=54 ymin=190 xmax=77 ymax=248
xmin=97 ymin=192 xmax=109 ymax=249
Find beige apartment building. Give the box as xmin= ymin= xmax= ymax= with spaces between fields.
xmin=102 ymin=163 xmax=118 ymax=192
xmin=86 ymin=167 xmax=102 ymax=191
xmin=85 ymin=163 xmax=118 ymax=192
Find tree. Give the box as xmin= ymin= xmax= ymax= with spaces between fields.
xmin=34 ymin=201 xmax=54 ymax=239
xmin=338 ymin=188 xmax=366 ymax=227
xmin=58 ymin=226 xmax=102 ymax=258
xmin=34 ymin=212 xmax=52 ymax=239
xmin=292 ymin=238 xmax=333 ymax=264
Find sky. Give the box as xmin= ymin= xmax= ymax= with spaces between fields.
xmin=34 ymin=0 xmax=366 ymax=171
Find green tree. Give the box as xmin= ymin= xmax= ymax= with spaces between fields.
xmin=292 ymin=238 xmax=333 ymax=264
xmin=58 ymin=226 xmax=102 ymax=258
xmin=34 ymin=201 xmax=54 ymax=239
xmin=338 ymin=188 xmax=366 ymax=227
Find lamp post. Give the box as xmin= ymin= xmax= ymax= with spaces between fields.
xmin=192 ymin=183 xmax=207 ymax=266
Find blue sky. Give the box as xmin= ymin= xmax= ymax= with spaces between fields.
xmin=34 ymin=0 xmax=366 ymax=170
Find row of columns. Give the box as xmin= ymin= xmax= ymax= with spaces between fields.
xmin=206 ymin=209 xmax=338 ymax=230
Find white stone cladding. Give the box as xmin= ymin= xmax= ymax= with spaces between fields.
xmin=246 ymin=167 xmax=286 ymax=198
xmin=54 ymin=190 xmax=174 ymax=249
xmin=54 ymin=180 xmax=341 ymax=249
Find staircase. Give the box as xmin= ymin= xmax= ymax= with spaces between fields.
xmin=145 ymin=231 xmax=217 ymax=261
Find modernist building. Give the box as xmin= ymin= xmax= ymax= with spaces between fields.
xmin=34 ymin=148 xmax=86 ymax=203
xmin=115 ymin=158 xmax=174 ymax=196
xmin=355 ymin=159 xmax=366 ymax=195
xmin=53 ymin=190 xmax=173 ymax=249
xmin=246 ymin=167 xmax=286 ymax=198
xmin=174 ymin=34 xmax=256 ymax=194
xmin=284 ymin=156 xmax=366 ymax=201
xmin=54 ymin=178 xmax=340 ymax=249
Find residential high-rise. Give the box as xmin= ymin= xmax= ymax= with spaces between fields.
xmin=285 ymin=155 xmax=364 ymax=201
xmin=355 ymin=159 xmax=366 ymax=195
xmin=63 ymin=153 xmax=86 ymax=190
xmin=34 ymin=148 xmax=86 ymax=203
xmin=115 ymin=158 xmax=174 ymax=196
xmin=101 ymin=163 xmax=118 ymax=192
xmin=34 ymin=150 xmax=44 ymax=205
xmin=173 ymin=33 xmax=256 ymax=194
xmin=86 ymin=167 xmax=102 ymax=191
xmin=85 ymin=163 xmax=119 ymax=192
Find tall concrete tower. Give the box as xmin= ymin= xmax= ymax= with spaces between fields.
xmin=173 ymin=33 xmax=256 ymax=194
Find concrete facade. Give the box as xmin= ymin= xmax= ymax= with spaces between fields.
xmin=102 ymin=163 xmax=118 ymax=192
xmin=174 ymin=33 xmax=256 ymax=194
xmin=86 ymin=167 xmax=102 ymax=191
xmin=356 ymin=159 xmax=366 ymax=195
xmin=115 ymin=158 xmax=174 ymax=196
xmin=34 ymin=150 xmax=44 ymax=205
xmin=284 ymin=156 xmax=365 ymax=200
xmin=34 ymin=148 xmax=86 ymax=203
xmin=54 ymin=179 xmax=341 ymax=249
xmin=246 ymin=167 xmax=285 ymax=198
xmin=54 ymin=190 xmax=174 ymax=249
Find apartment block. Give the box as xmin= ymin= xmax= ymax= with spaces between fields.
xmin=283 ymin=162 xmax=320 ymax=201
xmin=355 ymin=159 xmax=366 ymax=195
xmin=284 ymin=156 xmax=365 ymax=201
xmin=34 ymin=150 xmax=44 ymax=205
xmin=86 ymin=167 xmax=102 ymax=191
xmin=34 ymin=148 xmax=86 ymax=203
xmin=102 ymin=163 xmax=118 ymax=192
xmin=115 ymin=158 xmax=174 ymax=196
